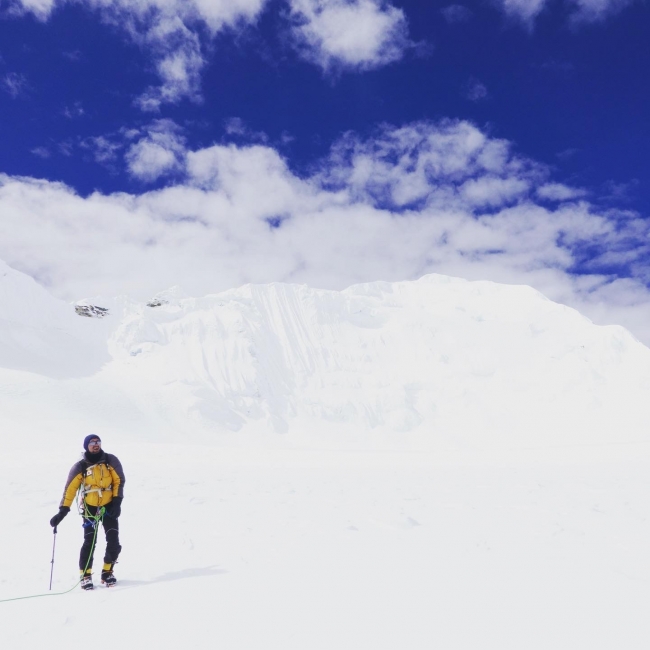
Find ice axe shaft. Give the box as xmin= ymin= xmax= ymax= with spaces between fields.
xmin=49 ymin=527 xmax=57 ymax=591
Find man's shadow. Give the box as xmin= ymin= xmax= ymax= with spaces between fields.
xmin=118 ymin=566 xmax=227 ymax=589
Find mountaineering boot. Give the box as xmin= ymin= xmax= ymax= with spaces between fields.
xmin=101 ymin=571 xmax=117 ymax=587
xmin=101 ymin=562 xmax=117 ymax=587
xmin=80 ymin=574 xmax=94 ymax=591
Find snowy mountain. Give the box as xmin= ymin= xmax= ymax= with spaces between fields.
xmin=2 ymin=258 xmax=650 ymax=649
xmin=1 ymin=257 xmax=649 ymax=454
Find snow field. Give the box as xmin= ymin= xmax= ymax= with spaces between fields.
xmin=2 ymin=443 xmax=649 ymax=649
xmin=2 ymin=262 xmax=650 ymax=647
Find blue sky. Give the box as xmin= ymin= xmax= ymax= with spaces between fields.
xmin=0 ymin=0 xmax=649 ymax=342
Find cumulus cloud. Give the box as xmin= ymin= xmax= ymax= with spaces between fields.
xmin=288 ymin=0 xmax=411 ymax=71
xmin=0 ymin=120 xmax=649 ymax=345
xmin=125 ymin=119 xmax=187 ymax=181
xmin=319 ymin=120 xmax=543 ymax=209
xmin=65 ymin=119 xmax=186 ymax=177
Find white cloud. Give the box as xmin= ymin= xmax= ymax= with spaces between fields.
xmin=80 ymin=135 xmax=123 ymax=165
xmin=125 ymin=119 xmax=187 ymax=181
xmin=494 ymin=0 xmax=635 ymax=23
xmin=568 ymin=0 xmax=633 ymax=21
xmin=602 ymin=179 xmax=639 ymax=202
xmin=62 ymin=49 xmax=82 ymax=61
xmin=319 ymin=120 xmax=541 ymax=208
xmin=537 ymin=183 xmax=587 ymax=201
xmin=441 ymin=4 xmax=473 ymax=23
xmin=58 ymin=141 xmax=74 ymax=156
xmin=464 ymin=78 xmax=488 ymax=102
xmin=497 ymin=0 xmax=548 ymax=23
xmin=1 ymin=120 xmax=649 ymax=345
xmin=6 ymin=0 xmax=56 ymax=20
xmin=30 ymin=146 xmax=51 ymax=159
xmin=7 ymin=0 xmax=412 ymax=106
xmin=8 ymin=0 xmax=269 ymax=109
xmin=461 ymin=176 xmax=530 ymax=207
xmin=288 ymin=0 xmax=410 ymax=71
xmin=10 ymin=0 xmax=267 ymax=31
xmin=73 ymin=119 xmax=186 ymax=177
xmin=2 ymin=72 xmax=29 ymax=98
xmin=223 ymin=117 xmax=269 ymax=143
xmin=62 ymin=102 xmax=84 ymax=119
xmin=133 ymin=15 xmax=206 ymax=111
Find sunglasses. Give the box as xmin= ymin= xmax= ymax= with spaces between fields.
xmin=88 ymin=440 xmax=101 ymax=446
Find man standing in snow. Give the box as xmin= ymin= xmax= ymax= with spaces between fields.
xmin=49 ymin=435 xmax=125 ymax=590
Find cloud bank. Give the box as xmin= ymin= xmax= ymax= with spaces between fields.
xmin=1 ymin=119 xmax=649 ymax=344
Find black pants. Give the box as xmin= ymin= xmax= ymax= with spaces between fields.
xmin=79 ymin=505 xmax=121 ymax=572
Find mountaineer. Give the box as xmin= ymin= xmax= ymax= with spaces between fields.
xmin=49 ymin=435 xmax=125 ymax=590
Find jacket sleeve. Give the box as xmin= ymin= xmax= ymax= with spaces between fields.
xmin=107 ymin=454 xmax=125 ymax=498
xmin=60 ymin=461 xmax=85 ymax=508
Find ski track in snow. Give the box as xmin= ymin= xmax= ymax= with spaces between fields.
xmin=1 ymin=260 xmax=650 ymax=647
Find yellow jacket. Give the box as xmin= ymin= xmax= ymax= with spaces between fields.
xmin=60 ymin=452 xmax=125 ymax=509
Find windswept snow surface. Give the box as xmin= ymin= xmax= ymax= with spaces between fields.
xmin=1 ymin=260 xmax=650 ymax=648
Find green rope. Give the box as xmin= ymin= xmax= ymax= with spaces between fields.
xmin=0 ymin=507 xmax=105 ymax=604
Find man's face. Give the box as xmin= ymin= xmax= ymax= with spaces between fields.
xmin=88 ymin=439 xmax=101 ymax=453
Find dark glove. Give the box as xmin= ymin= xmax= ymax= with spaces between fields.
xmin=105 ymin=497 xmax=122 ymax=519
xmin=50 ymin=506 xmax=70 ymax=528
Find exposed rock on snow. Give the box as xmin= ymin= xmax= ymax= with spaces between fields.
xmin=74 ymin=303 xmax=110 ymax=318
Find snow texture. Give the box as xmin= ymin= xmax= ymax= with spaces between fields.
xmin=1 ymin=258 xmax=649 ymax=648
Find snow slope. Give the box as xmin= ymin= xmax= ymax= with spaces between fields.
xmin=2 ymin=259 xmax=650 ymax=455
xmin=1 ymin=260 xmax=650 ymax=649
xmin=0 ymin=259 xmax=111 ymax=378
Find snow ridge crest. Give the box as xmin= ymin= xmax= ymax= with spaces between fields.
xmin=1 ymin=260 xmax=649 ymax=448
